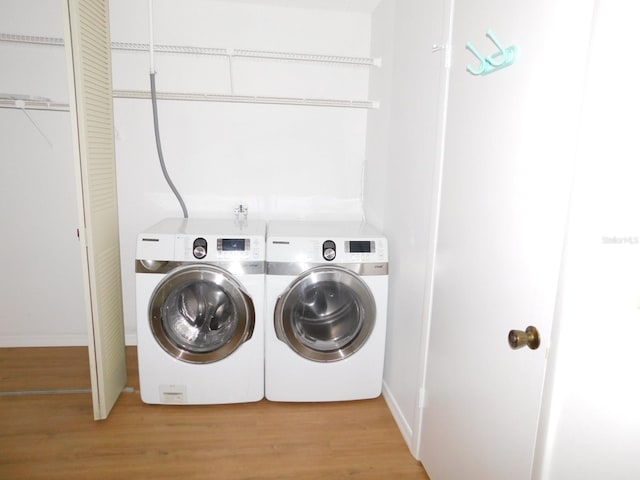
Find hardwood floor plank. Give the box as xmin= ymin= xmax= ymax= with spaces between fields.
xmin=0 ymin=347 xmax=91 ymax=392
xmin=0 ymin=347 xmax=429 ymax=479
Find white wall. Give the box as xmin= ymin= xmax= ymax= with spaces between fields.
xmin=365 ymin=0 xmax=448 ymax=455
xmin=110 ymin=0 xmax=376 ymax=342
xmin=0 ymin=0 xmax=379 ymax=345
xmin=534 ymin=2 xmax=640 ymax=478
xmin=0 ymin=0 xmax=86 ymax=346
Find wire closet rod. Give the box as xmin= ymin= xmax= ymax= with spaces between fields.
xmin=0 ymin=90 xmax=378 ymax=112
xmin=0 ymin=33 xmax=381 ymax=67
xmin=113 ymin=90 xmax=378 ymax=109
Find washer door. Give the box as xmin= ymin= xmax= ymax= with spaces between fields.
xmin=149 ymin=264 xmax=255 ymax=364
xmin=274 ymin=266 xmax=376 ymax=362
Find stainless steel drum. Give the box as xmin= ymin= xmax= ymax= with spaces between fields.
xmin=274 ymin=266 xmax=376 ymax=362
xmin=149 ymin=264 xmax=255 ymax=364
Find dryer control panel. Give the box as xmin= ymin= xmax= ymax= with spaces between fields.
xmin=322 ymin=240 xmax=378 ymax=261
xmin=266 ymin=220 xmax=388 ymax=269
xmin=268 ymin=236 xmax=387 ymax=264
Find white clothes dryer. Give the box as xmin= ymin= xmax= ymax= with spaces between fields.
xmin=135 ymin=218 xmax=265 ymax=405
xmin=265 ymin=220 xmax=388 ymax=402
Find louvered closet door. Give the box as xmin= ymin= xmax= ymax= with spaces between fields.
xmin=63 ymin=0 xmax=126 ymax=420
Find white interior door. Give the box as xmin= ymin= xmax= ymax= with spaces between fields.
xmin=63 ymin=0 xmax=126 ymax=420
xmin=417 ymin=1 xmax=594 ymax=478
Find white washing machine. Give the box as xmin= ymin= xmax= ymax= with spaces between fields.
xmin=265 ymin=220 xmax=389 ymax=402
xmin=135 ymin=218 xmax=265 ymax=405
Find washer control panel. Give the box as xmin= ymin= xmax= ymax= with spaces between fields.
xmin=174 ymin=234 xmax=263 ymax=261
xmin=136 ymin=218 xmax=266 ymax=264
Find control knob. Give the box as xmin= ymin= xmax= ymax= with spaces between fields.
xmin=322 ymin=240 xmax=336 ymax=261
xmin=193 ymin=238 xmax=208 ymax=259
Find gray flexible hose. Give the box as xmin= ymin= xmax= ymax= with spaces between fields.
xmin=150 ymin=72 xmax=189 ymax=218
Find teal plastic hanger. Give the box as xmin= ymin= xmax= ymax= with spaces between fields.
xmin=466 ymin=29 xmax=518 ymax=76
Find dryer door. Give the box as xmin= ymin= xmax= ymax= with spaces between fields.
xmin=274 ymin=266 xmax=376 ymax=362
xmin=149 ymin=264 xmax=255 ymax=364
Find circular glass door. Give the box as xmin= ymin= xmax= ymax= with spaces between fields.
xmin=274 ymin=266 xmax=376 ymax=362
xmin=149 ymin=264 xmax=255 ymax=364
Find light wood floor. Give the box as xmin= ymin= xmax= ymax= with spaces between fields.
xmin=0 ymin=347 xmax=429 ymax=480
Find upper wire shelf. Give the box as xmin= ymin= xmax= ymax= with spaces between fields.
xmin=0 ymin=33 xmax=381 ymax=67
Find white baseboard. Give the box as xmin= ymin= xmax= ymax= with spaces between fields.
xmin=382 ymin=379 xmax=417 ymax=459
xmin=0 ymin=333 xmax=138 ymax=347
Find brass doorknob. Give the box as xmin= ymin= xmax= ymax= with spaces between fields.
xmin=508 ymin=326 xmax=540 ymax=350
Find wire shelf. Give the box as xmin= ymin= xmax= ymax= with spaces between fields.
xmin=1 ymin=33 xmax=380 ymax=67
xmin=112 ymin=89 xmax=378 ymax=109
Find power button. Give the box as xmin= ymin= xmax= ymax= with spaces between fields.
xmin=322 ymin=240 xmax=336 ymax=261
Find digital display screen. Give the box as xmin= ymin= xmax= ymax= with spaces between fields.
xmin=221 ymin=239 xmax=246 ymax=251
xmin=349 ymin=241 xmax=372 ymax=253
